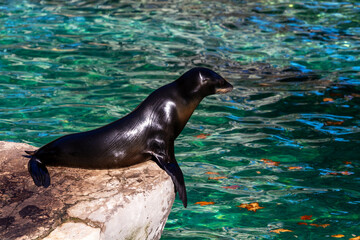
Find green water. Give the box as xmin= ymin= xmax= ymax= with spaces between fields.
xmin=1 ymin=0 xmax=360 ymax=239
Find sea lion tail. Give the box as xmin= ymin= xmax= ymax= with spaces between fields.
xmin=28 ymin=157 xmax=50 ymax=188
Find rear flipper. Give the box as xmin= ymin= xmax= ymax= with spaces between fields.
xmin=28 ymin=157 xmax=50 ymax=188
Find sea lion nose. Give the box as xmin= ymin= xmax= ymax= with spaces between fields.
xmin=225 ymin=80 xmax=233 ymax=90
xmin=216 ymin=80 xmax=233 ymax=94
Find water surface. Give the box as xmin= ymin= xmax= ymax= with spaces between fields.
xmin=0 ymin=0 xmax=360 ymax=239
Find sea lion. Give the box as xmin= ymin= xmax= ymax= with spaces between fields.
xmin=26 ymin=67 xmax=233 ymax=208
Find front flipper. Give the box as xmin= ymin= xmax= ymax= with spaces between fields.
xmin=163 ymin=161 xmax=187 ymax=208
xmin=151 ymin=153 xmax=187 ymax=208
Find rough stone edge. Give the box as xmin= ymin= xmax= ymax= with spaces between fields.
xmin=0 ymin=141 xmax=175 ymax=240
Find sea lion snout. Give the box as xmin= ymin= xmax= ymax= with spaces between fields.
xmin=216 ymin=79 xmax=233 ymax=94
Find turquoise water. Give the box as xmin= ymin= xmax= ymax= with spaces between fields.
xmin=1 ymin=0 xmax=360 ymax=239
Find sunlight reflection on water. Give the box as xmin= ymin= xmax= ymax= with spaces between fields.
xmin=0 ymin=0 xmax=360 ymax=239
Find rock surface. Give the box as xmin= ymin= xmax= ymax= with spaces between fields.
xmin=0 ymin=141 xmax=175 ymax=240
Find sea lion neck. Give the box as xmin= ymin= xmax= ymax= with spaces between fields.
xmin=163 ymin=82 xmax=200 ymax=139
xmin=172 ymin=80 xmax=204 ymax=110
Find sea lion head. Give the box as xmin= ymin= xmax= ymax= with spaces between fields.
xmin=177 ymin=67 xmax=233 ymax=98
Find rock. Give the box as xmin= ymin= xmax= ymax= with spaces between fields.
xmin=0 ymin=141 xmax=175 ymax=240
xmin=234 ymin=63 xmax=321 ymax=83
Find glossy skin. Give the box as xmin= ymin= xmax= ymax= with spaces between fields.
xmin=27 ymin=67 xmax=233 ymax=208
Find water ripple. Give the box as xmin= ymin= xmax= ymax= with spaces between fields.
xmin=1 ymin=0 xmax=360 ymax=239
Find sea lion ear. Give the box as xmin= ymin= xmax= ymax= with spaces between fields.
xmin=198 ymin=72 xmax=208 ymax=84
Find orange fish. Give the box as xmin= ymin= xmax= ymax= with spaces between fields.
xmin=323 ymin=98 xmax=334 ymax=102
xmin=297 ymin=222 xmax=308 ymax=225
xmin=331 ymin=234 xmax=345 ymax=238
xmin=350 ymin=236 xmax=360 ymax=240
xmin=195 ymin=133 xmax=211 ymax=139
xmin=238 ymin=202 xmax=264 ymax=212
xmin=195 ymin=201 xmax=215 ymax=206
xmin=270 ymin=228 xmax=293 ymax=234
xmin=300 ymin=215 xmax=312 ymax=220
xmin=288 ymin=166 xmax=303 ymax=170
xmin=324 ymin=121 xmax=344 ymax=126
xmin=310 ymin=223 xmax=330 ymax=228
xmin=261 ymin=158 xmax=280 ymax=166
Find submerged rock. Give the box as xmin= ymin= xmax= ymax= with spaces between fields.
xmin=235 ymin=63 xmax=320 ymax=83
xmin=216 ymin=61 xmax=329 ymax=91
xmin=0 ymin=141 xmax=175 ymax=240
